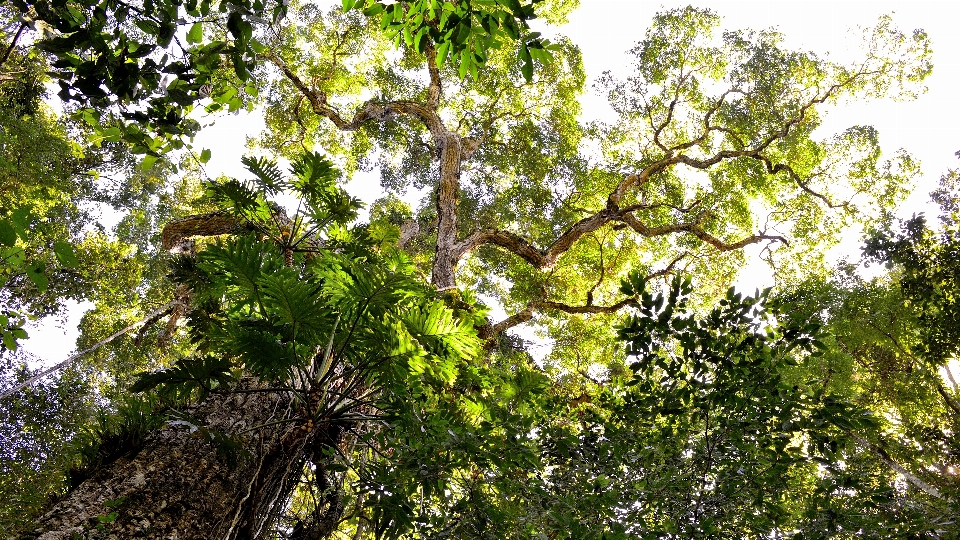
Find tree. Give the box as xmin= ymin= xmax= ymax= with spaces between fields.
xmin=768 ymin=164 xmax=960 ymax=535
xmin=4 ymin=2 xmax=945 ymax=539
xmin=4 ymin=0 xmax=558 ymax=159
xmin=0 ymin=21 xmax=198 ymax=532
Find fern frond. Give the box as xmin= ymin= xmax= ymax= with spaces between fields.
xmin=402 ymin=300 xmax=481 ymax=362
xmin=242 ymin=156 xmax=287 ymax=195
xmin=129 ymin=355 xmax=234 ymax=401
xmin=200 ymin=235 xmax=281 ymax=312
xmin=259 ymin=268 xmax=327 ymax=341
xmin=291 ymin=151 xmax=337 ymax=192
xmin=224 ymin=320 xmax=298 ymax=380
xmin=205 ymin=179 xmax=259 ymax=212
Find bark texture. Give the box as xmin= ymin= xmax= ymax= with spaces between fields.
xmin=160 ymin=211 xmax=251 ymax=252
xmin=25 ymin=381 xmax=328 ymax=540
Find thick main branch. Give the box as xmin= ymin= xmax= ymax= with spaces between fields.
xmin=455 ymin=206 xmax=785 ymax=272
xmin=265 ymin=50 xmax=470 ymax=290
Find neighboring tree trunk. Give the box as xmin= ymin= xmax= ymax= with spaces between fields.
xmin=24 ymin=380 xmax=334 ymax=540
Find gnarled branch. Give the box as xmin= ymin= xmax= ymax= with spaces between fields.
xmin=456 ymin=203 xmax=787 ymax=273
xmin=424 ymin=40 xmax=442 ymax=110
xmin=754 ymin=154 xmax=847 ymax=208
xmin=263 ymin=52 xmax=445 ymax=137
xmin=609 ymin=82 xmax=845 ymax=207
xmin=617 ymin=213 xmax=788 ymax=252
xmin=455 ymin=208 xmax=619 ymax=269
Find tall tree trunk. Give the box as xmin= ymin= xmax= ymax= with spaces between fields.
xmin=431 ymin=131 xmax=463 ymax=291
xmin=25 ymin=381 xmax=329 ymax=540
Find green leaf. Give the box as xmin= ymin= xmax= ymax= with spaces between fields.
xmin=26 ymin=263 xmax=48 ymax=293
xmin=363 ymin=3 xmax=384 ymax=16
xmin=141 ymin=155 xmax=159 ymax=170
xmin=260 ymin=269 xmax=326 ymax=337
xmin=102 ymin=126 xmax=124 ymax=143
xmin=2 ymin=332 xmax=17 ymax=351
xmin=402 ymin=300 xmax=480 ymax=363
xmin=243 ymin=155 xmax=287 ymax=194
xmin=519 ymin=44 xmax=532 ymax=82
xmin=135 ymin=19 xmax=160 ymax=35
xmin=214 ymin=85 xmax=237 ymax=104
xmin=2 ymin=246 xmax=25 ymax=266
xmin=98 ymin=512 xmax=118 ymax=524
xmin=129 ymin=356 xmax=234 ymax=399
xmin=436 ymin=40 xmax=451 ymax=66
xmin=0 ymin=220 xmax=15 ymax=246
xmin=11 ymin=206 xmax=32 ymax=233
xmin=199 ymin=148 xmax=212 ymax=163
xmin=187 ymin=22 xmax=203 ymax=44
xmin=53 ymin=242 xmax=79 ymax=267
xmin=226 ymin=321 xmax=298 ymax=379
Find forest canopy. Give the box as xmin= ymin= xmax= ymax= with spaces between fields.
xmin=1 ymin=1 xmax=958 ymax=538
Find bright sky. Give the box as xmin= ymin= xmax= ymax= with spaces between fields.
xmin=22 ymin=1 xmax=960 ymax=366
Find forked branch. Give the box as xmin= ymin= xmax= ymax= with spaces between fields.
xmin=483 ymin=255 xmax=686 ymax=339
xmin=263 ymin=52 xmax=445 ymax=137
xmin=610 ymin=82 xmax=845 ymax=207
xmin=456 ymin=205 xmax=786 ymax=272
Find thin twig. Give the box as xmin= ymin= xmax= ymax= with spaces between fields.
xmin=0 ymin=300 xmax=184 ymax=400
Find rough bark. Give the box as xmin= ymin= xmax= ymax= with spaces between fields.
xmin=431 ymin=131 xmax=463 ymax=290
xmin=161 ymin=211 xmax=252 ymax=252
xmin=266 ymin=49 xmax=466 ymax=292
xmin=24 ymin=380 xmax=333 ymax=540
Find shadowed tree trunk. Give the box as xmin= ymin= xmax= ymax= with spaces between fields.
xmin=25 ymin=380 xmax=342 ymax=540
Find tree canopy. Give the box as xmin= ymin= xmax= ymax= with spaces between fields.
xmin=1 ymin=1 xmax=958 ymax=539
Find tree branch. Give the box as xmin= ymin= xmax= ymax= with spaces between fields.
xmin=0 ymin=22 xmax=26 ymax=69
xmin=161 ymin=211 xmax=253 ymax=251
xmin=455 ymin=205 xmax=786 ymax=272
xmin=263 ymin=49 xmax=464 ymax=291
xmin=424 ymin=40 xmax=442 ymax=110
xmin=486 ymin=306 xmax=534 ymax=339
xmin=651 ymin=71 xmax=691 ymax=152
xmin=454 ymin=228 xmax=548 ymax=268
xmin=862 ymin=320 xmax=960 ymax=419
xmin=537 ymin=298 xmax=636 ymax=315
xmin=609 ymin=82 xmax=845 ymax=207
xmin=454 ymin=208 xmax=619 ymax=269
xmin=485 ymin=256 xmax=685 ymax=338
xmin=847 ymin=431 xmax=944 ymax=500
xmin=0 ymin=300 xmax=185 ymax=401
xmin=263 ymin=52 xmax=445 ymax=137
xmin=753 ymin=154 xmax=846 ymax=208
xmin=617 ymin=213 xmax=788 ymax=251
